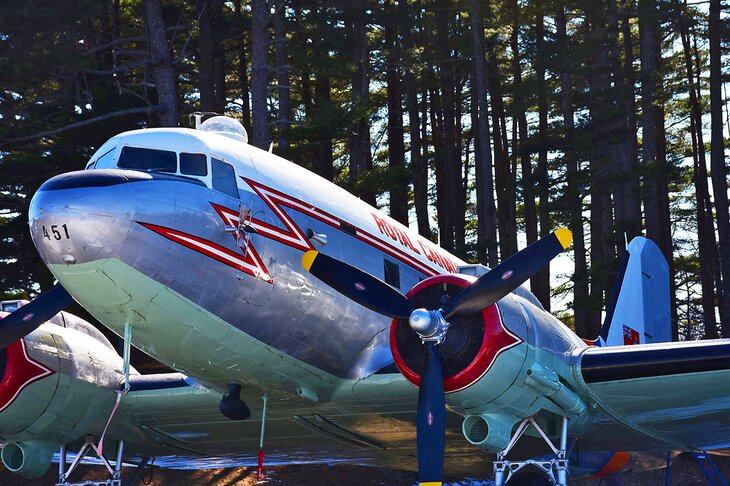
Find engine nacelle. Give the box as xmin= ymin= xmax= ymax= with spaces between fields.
xmin=0 ymin=311 xmax=124 ymax=478
xmin=0 ymin=441 xmax=54 ymax=479
xmin=390 ymin=274 xmax=528 ymax=402
xmin=462 ymin=413 xmax=516 ymax=451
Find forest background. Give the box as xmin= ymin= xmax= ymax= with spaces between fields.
xmin=0 ymin=0 xmax=728 ymax=343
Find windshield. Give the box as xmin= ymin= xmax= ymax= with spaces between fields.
xmin=117 ymin=146 xmax=176 ymax=172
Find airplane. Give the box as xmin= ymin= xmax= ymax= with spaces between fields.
xmin=0 ymin=114 xmax=728 ymax=486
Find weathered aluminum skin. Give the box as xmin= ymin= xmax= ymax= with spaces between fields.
xmin=29 ymin=128 xmax=465 ymax=383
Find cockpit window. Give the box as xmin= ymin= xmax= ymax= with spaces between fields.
xmin=87 ymin=147 xmax=116 ymax=170
xmin=118 ymin=146 xmax=176 ymax=172
xmin=180 ymin=153 xmax=208 ymax=176
xmin=211 ymin=158 xmax=239 ymax=198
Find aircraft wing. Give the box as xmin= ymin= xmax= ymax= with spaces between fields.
xmin=575 ymin=339 xmax=730 ymax=451
xmin=110 ymin=375 xmax=407 ymax=467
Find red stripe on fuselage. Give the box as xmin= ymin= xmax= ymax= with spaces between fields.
xmin=139 ymin=222 xmax=272 ymax=283
xmin=242 ymin=178 xmax=446 ymax=278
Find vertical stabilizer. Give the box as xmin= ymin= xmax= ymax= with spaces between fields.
xmin=598 ymin=236 xmax=670 ymax=346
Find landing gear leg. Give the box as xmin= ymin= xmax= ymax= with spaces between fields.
xmin=493 ymin=416 xmax=570 ymax=486
xmin=55 ymin=436 xmax=125 ymax=486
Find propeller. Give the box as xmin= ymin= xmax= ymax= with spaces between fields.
xmin=442 ymin=227 xmax=572 ymax=320
xmin=416 ymin=341 xmax=445 ymax=484
xmin=0 ymin=284 xmax=73 ymax=349
xmin=302 ymin=250 xmax=413 ymax=319
xmin=302 ymin=228 xmax=572 ymax=485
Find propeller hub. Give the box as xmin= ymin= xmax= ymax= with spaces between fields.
xmin=409 ymin=308 xmax=449 ymax=344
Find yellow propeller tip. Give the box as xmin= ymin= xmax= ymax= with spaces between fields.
xmin=419 ymin=483 xmax=443 ymax=486
xmin=554 ymin=227 xmax=573 ymax=249
xmin=302 ymin=250 xmax=318 ymax=271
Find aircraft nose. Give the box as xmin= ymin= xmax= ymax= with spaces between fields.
xmin=29 ymin=170 xmax=138 ymax=267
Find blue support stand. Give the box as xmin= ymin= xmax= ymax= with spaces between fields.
xmin=690 ymin=450 xmax=727 ymax=486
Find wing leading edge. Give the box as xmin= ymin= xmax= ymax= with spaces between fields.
xmin=576 ymin=340 xmax=730 ymax=451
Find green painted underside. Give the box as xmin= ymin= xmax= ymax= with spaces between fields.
xmin=46 ymin=258 xmax=482 ymax=471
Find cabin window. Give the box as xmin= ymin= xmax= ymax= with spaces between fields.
xmin=384 ymin=259 xmax=400 ymax=289
xmin=180 ymin=153 xmax=207 ymax=176
xmin=117 ymin=146 xmax=176 ymax=172
xmin=211 ymin=158 xmax=239 ymax=198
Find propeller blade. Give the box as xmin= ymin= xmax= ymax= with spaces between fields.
xmin=417 ymin=341 xmax=445 ymax=485
xmin=443 ymin=228 xmax=572 ymax=320
xmin=0 ymin=284 xmax=73 ymax=349
xmin=302 ymin=250 xmax=413 ymax=319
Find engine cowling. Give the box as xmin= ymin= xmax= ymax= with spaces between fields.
xmin=390 ymin=274 xmax=527 ymax=397
xmin=0 ymin=311 xmax=124 ymax=478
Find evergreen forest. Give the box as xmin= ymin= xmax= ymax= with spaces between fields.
xmin=0 ymin=0 xmax=729 ymax=342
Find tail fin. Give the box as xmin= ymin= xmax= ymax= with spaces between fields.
xmin=598 ymin=236 xmax=671 ymax=346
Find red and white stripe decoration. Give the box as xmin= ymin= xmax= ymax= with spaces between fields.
xmin=139 ymin=222 xmax=272 ymax=283
xmin=140 ymin=177 xmax=452 ymax=284
xmin=243 ymin=178 xmax=442 ymax=277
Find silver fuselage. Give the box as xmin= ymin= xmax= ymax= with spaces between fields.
xmin=29 ymin=126 xmax=672 ymax=459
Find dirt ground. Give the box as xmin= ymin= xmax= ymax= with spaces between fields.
xmin=1 ymin=451 xmax=728 ymax=485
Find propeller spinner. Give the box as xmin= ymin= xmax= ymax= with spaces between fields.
xmin=302 ymin=228 xmax=572 ymax=485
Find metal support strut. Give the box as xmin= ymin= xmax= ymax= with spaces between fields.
xmin=56 ymin=321 xmax=133 ymax=486
xmin=257 ymin=395 xmax=268 ymax=481
xmin=493 ymin=416 xmax=569 ymax=486
xmin=55 ymin=436 xmax=125 ymax=486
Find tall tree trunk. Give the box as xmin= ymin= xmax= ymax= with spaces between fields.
xmin=346 ymin=0 xmax=375 ymax=205
xmin=470 ymin=0 xmax=498 ymax=267
xmin=557 ymin=5 xmax=589 ymax=336
xmin=490 ymin=0 xmax=516 ymax=259
xmin=196 ymin=0 xmax=216 ymax=112
xmin=607 ymin=0 xmax=641 ymax=243
xmin=511 ymin=0 xmax=536 ymax=264
xmin=534 ymin=7 xmax=551 ymax=310
xmin=709 ymin=0 xmax=730 ymax=335
xmin=235 ymin=0 xmax=251 ymax=132
xmin=274 ymin=0 xmax=291 ymax=155
xmin=144 ymin=0 xmax=178 ymax=127
xmin=421 ymin=85 xmax=435 ymax=242
xmin=314 ymin=77 xmax=333 ymax=181
xmin=435 ymin=0 xmax=457 ymax=252
xmin=402 ymin=0 xmax=430 ymax=239
xmin=251 ymin=0 xmax=270 ymax=149
xmin=585 ymin=0 xmax=615 ymax=337
xmin=679 ymin=2 xmax=720 ymax=338
xmin=385 ymin=0 xmax=408 ymax=225
xmin=454 ymin=75 xmax=467 ymax=258
xmin=639 ymin=0 xmax=675 ymax=338
xmin=430 ymin=85 xmax=447 ymax=246
xmin=621 ymin=12 xmax=641 ymax=222
xmin=212 ymin=2 xmax=226 ymax=112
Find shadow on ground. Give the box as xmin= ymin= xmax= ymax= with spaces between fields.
xmin=1 ymin=452 xmax=729 ymax=485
